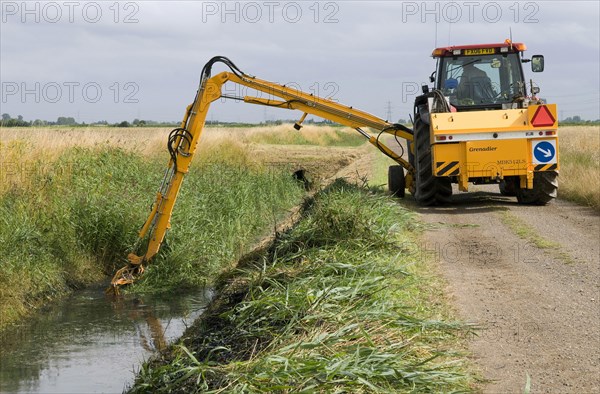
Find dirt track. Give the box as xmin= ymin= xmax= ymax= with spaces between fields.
xmin=403 ymin=185 xmax=600 ymax=393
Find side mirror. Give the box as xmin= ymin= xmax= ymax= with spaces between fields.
xmin=531 ymin=55 xmax=544 ymax=72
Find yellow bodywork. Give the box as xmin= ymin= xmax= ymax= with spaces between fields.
xmin=430 ymin=104 xmax=559 ymax=191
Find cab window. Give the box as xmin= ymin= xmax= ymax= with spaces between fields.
xmin=438 ymin=53 xmax=524 ymax=108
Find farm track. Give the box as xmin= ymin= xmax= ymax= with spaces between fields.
xmin=288 ymin=139 xmax=600 ymax=392
xmin=404 ymin=186 xmax=600 ymax=393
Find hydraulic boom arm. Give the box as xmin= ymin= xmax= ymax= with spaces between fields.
xmin=109 ymin=56 xmax=414 ymax=292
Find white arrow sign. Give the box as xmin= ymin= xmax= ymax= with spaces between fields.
xmin=536 ymin=146 xmax=552 ymax=158
xmin=532 ymin=140 xmax=557 ymax=164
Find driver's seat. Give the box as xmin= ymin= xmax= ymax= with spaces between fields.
xmin=457 ymin=75 xmax=495 ymax=103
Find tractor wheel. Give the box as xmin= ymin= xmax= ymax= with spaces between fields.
xmin=499 ymin=177 xmax=518 ymax=196
xmin=516 ymin=171 xmax=558 ymax=205
xmin=388 ymin=165 xmax=405 ymax=197
xmin=413 ymin=117 xmax=452 ymax=206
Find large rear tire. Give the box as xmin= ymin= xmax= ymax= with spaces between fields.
xmin=413 ymin=117 xmax=452 ymax=206
xmin=388 ymin=165 xmax=405 ymax=197
xmin=516 ymin=171 xmax=558 ymax=205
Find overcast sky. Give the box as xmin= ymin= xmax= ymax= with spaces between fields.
xmin=1 ymin=0 xmax=599 ymax=123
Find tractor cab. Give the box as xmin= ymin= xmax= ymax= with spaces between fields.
xmin=432 ymin=41 xmax=543 ymax=111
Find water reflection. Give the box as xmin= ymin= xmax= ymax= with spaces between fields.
xmin=0 ymin=282 xmax=212 ymax=393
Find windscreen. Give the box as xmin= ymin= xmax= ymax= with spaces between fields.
xmin=438 ymin=53 xmax=525 ymax=108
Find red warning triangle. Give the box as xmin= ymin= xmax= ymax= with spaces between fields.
xmin=531 ymin=105 xmax=556 ymax=127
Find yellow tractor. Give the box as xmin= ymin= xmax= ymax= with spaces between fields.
xmin=109 ymin=41 xmax=559 ymax=291
xmin=402 ymin=40 xmax=558 ymax=205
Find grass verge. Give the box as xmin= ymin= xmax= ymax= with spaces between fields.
xmin=129 ymin=180 xmax=474 ymax=393
xmin=499 ymin=211 xmax=575 ymax=264
xmin=499 ymin=212 xmax=559 ymax=250
xmin=0 ymin=140 xmax=303 ymax=330
xmin=557 ymin=126 xmax=600 ymax=210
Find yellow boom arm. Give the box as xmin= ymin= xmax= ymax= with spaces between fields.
xmin=109 ymin=56 xmax=413 ymax=292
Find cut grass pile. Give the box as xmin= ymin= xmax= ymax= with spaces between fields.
xmin=0 ymin=137 xmax=303 ymax=330
xmin=557 ymin=125 xmax=600 ymax=210
xmin=129 ymin=180 xmax=474 ymax=393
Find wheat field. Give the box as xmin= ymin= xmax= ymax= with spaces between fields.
xmin=0 ymin=124 xmax=363 ymax=194
xmin=558 ymin=125 xmax=600 ymax=209
xmin=0 ymin=124 xmax=360 ymax=156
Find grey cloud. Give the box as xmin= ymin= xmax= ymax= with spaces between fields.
xmin=1 ymin=1 xmax=598 ymax=123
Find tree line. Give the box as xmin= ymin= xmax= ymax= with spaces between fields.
xmin=0 ymin=114 xmax=341 ymax=128
xmin=0 ymin=114 xmax=179 ymax=128
xmin=3 ymin=113 xmax=597 ymax=128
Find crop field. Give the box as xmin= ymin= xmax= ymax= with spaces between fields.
xmin=557 ymin=125 xmax=600 ymax=210
xmin=0 ymin=124 xmax=363 ymax=155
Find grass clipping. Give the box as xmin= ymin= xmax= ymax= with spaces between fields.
xmin=129 ymin=180 xmax=473 ymax=393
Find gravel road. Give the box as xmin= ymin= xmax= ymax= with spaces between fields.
xmin=407 ymin=186 xmax=600 ymax=393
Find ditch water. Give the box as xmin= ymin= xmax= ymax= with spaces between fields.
xmin=0 ymin=282 xmax=213 ymax=393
